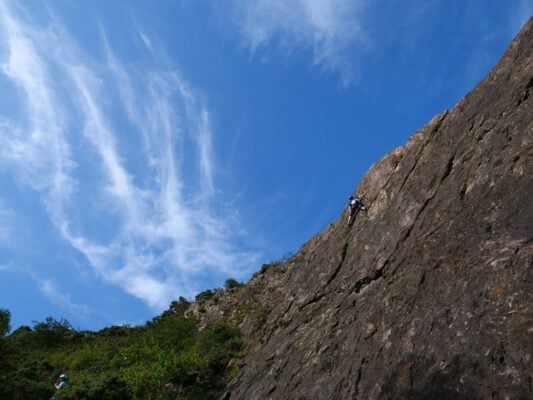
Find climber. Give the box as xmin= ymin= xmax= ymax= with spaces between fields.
xmin=347 ymin=193 xmax=367 ymax=225
xmin=54 ymin=373 xmax=69 ymax=390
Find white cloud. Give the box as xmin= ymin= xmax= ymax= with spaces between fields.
xmin=38 ymin=279 xmax=93 ymax=318
xmin=219 ymin=0 xmax=369 ymax=85
xmin=0 ymin=203 xmax=15 ymax=242
xmin=0 ymin=1 xmax=259 ymax=311
xmin=0 ymin=262 xmax=11 ymax=271
xmin=139 ymin=32 xmax=153 ymax=51
xmin=0 ymin=6 xmax=75 ymax=198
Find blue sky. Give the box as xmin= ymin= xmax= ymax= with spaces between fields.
xmin=0 ymin=0 xmax=531 ymax=330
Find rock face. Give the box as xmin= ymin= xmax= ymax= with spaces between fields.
xmin=219 ymin=19 xmax=532 ymax=399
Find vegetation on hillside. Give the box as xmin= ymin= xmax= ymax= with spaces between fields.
xmin=0 ymin=298 xmax=244 ymax=400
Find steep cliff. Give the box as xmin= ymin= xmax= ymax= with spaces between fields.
xmin=211 ymin=19 xmax=532 ymax=400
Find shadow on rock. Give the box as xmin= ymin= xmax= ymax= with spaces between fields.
xmin=378 ymin=356 xmax=478 ymax=400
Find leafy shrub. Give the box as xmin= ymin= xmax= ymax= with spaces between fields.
xmin=235 ymin=297 xmax=268 ymax=332
xmin=0 ymin=308 xmax=11 ymax=336
xmin=1 ymin=299 xmax=245 ymax=400
xmin=260 ymin=253 xmax=293 ymax=274
xmin=169 ymin=297 xmax=191 ymax=315
xmin=224 ymin=278 xmax=243 ymax=290
xmin=54 ymin=374 xmax=130 ymax=400
xmin=200 ymin=322 xmax=243 ymax=373
xmin=195 ymin=289 xmax=214 ymax=303
xmin=33 ymin=317 xmax=78 ymax=347
xmin=98 ymin=325 xmax=132 ymax=337
xmin=2 ymin=359 xmax=56 ymax=400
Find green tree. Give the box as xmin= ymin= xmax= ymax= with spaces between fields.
xmin=0 ymin=308 xmax=11 ymax=336
xmin=169 ymin=297 xmax=190 ymax=315
xmin=224 ymin=278 xmax=243 ymax=290
xmin=195 ymin=289 xmax=214 ymax=303
xmin=0 ymin=294 xmax=245 ymax=400
xmin=33 ymin=317 xmax=77 ymax=347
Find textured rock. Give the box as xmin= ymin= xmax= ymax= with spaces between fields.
xmin=213 ymin=19 xmax=532 ymax=400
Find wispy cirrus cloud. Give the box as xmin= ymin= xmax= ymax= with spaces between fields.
xmin=0 ymin=202 xmax=15 ymax=243
xmin=217 ymin=0 xmax=369 ymax=85
xmin=0 ymin=262 xmax=11 ymax=271
xmin=215 ymin=0 xmax=532 ymax=88
xmin=38 ymin=279 xmax=93 ymax=319
xmin=0 ymin=0 xmax=258 ymax=311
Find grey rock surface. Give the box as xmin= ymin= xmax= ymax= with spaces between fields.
xmin=209 ymin=18 xmax=533 ymax=400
